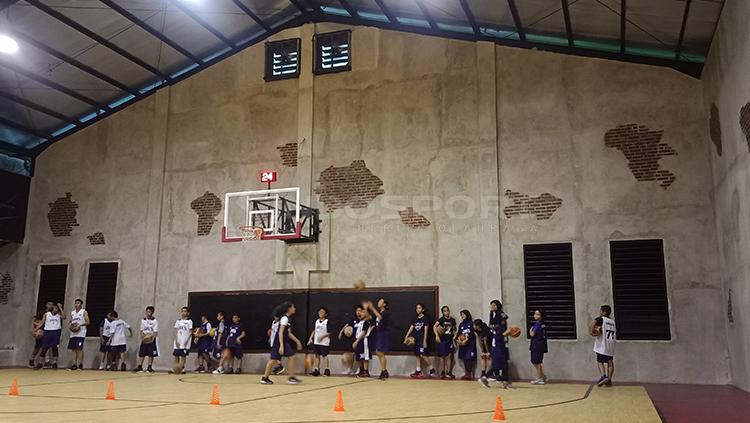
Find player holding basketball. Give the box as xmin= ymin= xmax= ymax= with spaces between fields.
xmin=172 ymin=306 xmax=193 ymax=374
xmin=590 ymin=305 xmax=616 ymax=387
xmin=35 ymin=302 xmax=65 ymax=369
xmin=225 ymin=313 xmax=246 ymax=374
xmin=67 ymin=298 xmax=89 ymax=370
xmin=367 ymin=298 xmax=391 ymax=380
xmin=307 ymin=306 xmax=331 ymax=377
xmin=352 ymin=305 xmax=373 ymax=378
xmin=194 ymin=314 xmax=213 ymax=373
xmin=434 ymin=305 xmax=457 ymax=379
xmin=133 ymin=306 xmax=159 ymax=373
xmin=29 ymin=310 xmax=45 ymax=368
xmin=457 ymin=309 xmax=477 ymax=380
xmin=261 ymin=302 xmax=303 ymax=385
xmin=488 ymin=300 xmax=512 ymax=388
xmin=405 ymin=303 xmax=434 ymax=378
xmin=338 ymin=316 xmax=357 ymax=376
xmin=529 ymin=308 xmax=549 ymax=384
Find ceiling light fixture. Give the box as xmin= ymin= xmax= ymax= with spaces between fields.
xmin=0 ymin=34 xmax=19 ymax=54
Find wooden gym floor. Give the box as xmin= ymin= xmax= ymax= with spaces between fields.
xmin=0 ymin=369 xmax=661 ymax=423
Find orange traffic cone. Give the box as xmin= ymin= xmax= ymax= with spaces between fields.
xmin=8 ymin=377 xmax=19 ymax=396
xmin=209 ymin=384 xmax=220 ymax=405
xmin=333 ymin=389 xmax=345 ymax=412
xmin=105 ymin=381 xmax=116 ymax=400
xmin=492 ymin=396 xmax=506 ymax=421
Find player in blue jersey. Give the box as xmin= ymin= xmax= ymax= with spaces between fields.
xmin=487 ymin=300 xmax=512 ymax=388
xmin=194 ymin=314 xmax=213 ymax=373
xmin=434 ymin=305 xmax=457 ymax=379
xmin=261 ymin=302 xmax=303 ymax=385
xmin=529 ymin=308 xmax=549 ymax=384
xmin=367 ymin=298 xmax=390 ymax=380
xmin=405 ymin=303 xmax=435 ymax=378
xmin=457 ymin=309 xmax=477 ymax=380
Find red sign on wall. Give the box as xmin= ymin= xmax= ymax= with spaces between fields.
xmin=260 ymin=170 xmax=277 ymax=183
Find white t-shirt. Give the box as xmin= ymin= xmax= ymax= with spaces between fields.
xmin=141 ymin=317 xmax=159 ymax=335
xmin=44 ymin=312 xmax=62 ymax=331
xmin=101 ymin=319 xmax=113 ymax=337
xmin=269 ymin=316 xmax=290 ymax=346
xmin=174 ymin=319 xmax=193 ymax=349
xmin=70 ymin=309 xmax=87 ymax=338
xmin=110 ymin=319 xmax=130 ymax=346
xmin=593 ymin=316 xmax=616 ymax=357
xmin=314 ymin=318 xmax=330 ymax=346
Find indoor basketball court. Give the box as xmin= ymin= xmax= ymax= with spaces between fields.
xmin=1 ymin=1 xmax=749 ymax=422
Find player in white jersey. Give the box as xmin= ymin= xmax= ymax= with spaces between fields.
xmin=98 ymin=313 xmax=114 ymax=370
xmin=35 ymin=302 xmax=65 ymax=369
xmin=590 ymin=304 xmax=616 ymax=387
xmin=307 ymin=307 xmax=331 ymax=376
xmin=172 ymin=306 xmax=193 ymax=374
xmin=133 ymin=306 xmax=159 ymax=373
xmin=108 ymin=311 xmax=132 ymax=371
xmin=67 ymin=298 xmax=90 ymax=370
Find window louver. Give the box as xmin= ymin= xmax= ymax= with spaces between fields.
xmin=265 ymin=38 xmax=301 ymax=81
xmin=314 ymin=30 xmax=351 ymax=75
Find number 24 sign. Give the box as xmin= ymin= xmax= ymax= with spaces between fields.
xmin=260 ymin=170 xmax=277 ymax=183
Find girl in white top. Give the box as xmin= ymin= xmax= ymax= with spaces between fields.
xmin=67 ymin=298 xmax=90 ymax=370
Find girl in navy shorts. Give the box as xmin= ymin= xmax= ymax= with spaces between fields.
xmin=261 ymin=302 xmax=303 ymax=385
xmin=367 ymin=299 xmax=390 ymax=380
xmin=529 ymin=309 xmax=549 ymax=384
xmin=457 ymin=309 xmax=477 ymax=380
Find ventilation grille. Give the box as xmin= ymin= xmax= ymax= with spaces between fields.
xmin=84 ymin=262 xmax=118 ymax=337
xmin=265 ymin=38 xmax=300 ymax=81
xmin=523 ymin=243 xmax=577 ymax=339
xmin=314 ymin=30 xmax=351 ymax=75
xmin=610 ymin=239 xmax=671 ymax=340
xmin=36 ymin=264 xmax=68 ymax=311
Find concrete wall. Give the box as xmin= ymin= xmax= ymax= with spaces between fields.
xmin=702 ymin=0 xmax=750 ymax=392
xmin=0 ymin=23 xmax=730 ymax=384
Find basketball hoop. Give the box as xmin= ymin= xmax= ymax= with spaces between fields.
xmin=238 ymin=225 xmax=265 ymax=240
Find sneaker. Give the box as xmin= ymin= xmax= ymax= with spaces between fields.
xmin=440 ymin=371 xmax=447 ymax=379
xmin=234 ymin=368 xmax=242 ymax=375
xmin=287 ymin=376 xmax=301 ymax=385
xmin=68 ymin=365 xmax=78 ymax=371
xmin=260 ymin=377 xmax=273 ymax=385
xmin=478 ymin=376 xmax=490 ymax=388
xmin=51 ymin=363 xmax=58 ymax=369
xmin=378 ymin=371 xmax=387 ymax=380
xmin=28 ymin=360 xmax=35 ymax=368
xmin=226 ymin=368 xmax=234 ymax=375
xmin=34 ymin=363 xmax=43 ymax=370
xmin=44 ymin=361 xmax=52 ymax=369
xmin=98 ymin=364 xmax=106 ymax=370
xmin=132 ymin=366 xmax=143 ymax=373
xmin=429 ymin=369 xmax=436 ymax=378
xmin=212 ymin=368 xmax=225 ymax=375
xmin=272 ymin=364 xmax=285 ymax=375
xmin=461 ymin=374 xmax=473 ymax=380
xmin=323 ymin=369 xmax=331 ymax=377
xmin=536 ymin=380 xmax=546 ymax=385
xmin=597 ymin=375 xmax=609 ymax=387
xmin=120 ymin=363 xmax=126 ymax=371
xmin=501 ymin=381 xmax=511 ymax=389
xmin=195 ymin=365 xmax=205 ymax=373
xmin=542 ymin=375 xmax=549 ymax=382
xmin=310 ymin=369 xmax=321 ymax=377
xmin=146 ymin=367 xmax=155 ymax=373
xmin=447 ymin=372 xmax=456 ymax=380
xmin=383 ymin=370 xmax=389 ymax=379
xmin=409 ymin=371 xmax=423 ymax=379
xmin=605 ymin=380 xmax=613 ymax=387
xmin=531 ymin=379 xmax=540 ymax=384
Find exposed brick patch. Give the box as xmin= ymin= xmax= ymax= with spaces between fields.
xmin=740 ymin=103 xmax=750 ymax=153
xmin=398 ymin=207 xmax=431 ymax=229
xmin=503 ymin=190 xmax=562 ymax=220
xmin=87 ymin=232 xmax=105 ymax=245
xmin=47 ymin=192 xmax=79 ymax=237
xmin=277 ymin=142 xmax=298 ymax=167
xmin=0 ymin=272 xmax=13 ymax=304
xmin=709 ymin=103 xmax=722 ymax=156
xmin=314 ymin=160 xmax=384 ymax=212
xmin=191 ymin=191 xmax=222 ymax=236
xmin=604 ymin=123 xmax=677 ymax=189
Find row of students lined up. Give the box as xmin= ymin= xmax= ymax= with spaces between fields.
xmin=28 ymin=298 xmax=617 ymax=388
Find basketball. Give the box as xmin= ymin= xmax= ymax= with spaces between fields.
xmin=172 ymin=363 xmax=184 ymax=374
xmin=436 ymin=326 xmax=445 ymax=336
xmin=142 ymin=334 xmax=155 ymax=344
xmin=343 ymin=326 xmax=353 ymax=337
xmin=353 ymin=280 xmax=366 ymax=291
xmin=509 ymin=325 xmax=522 ymax=338
xmin=404 ymin=336 xmax=416 ymax=346
xmin=209 ymin=328 xmax=216 ymax=338
xmin=457 ymin=334 xmax=468 ymax=346
xmin=69 ymin=323 xmax=80 ymax=333
xmin=33 ymin=329 xmax=43 ymax=339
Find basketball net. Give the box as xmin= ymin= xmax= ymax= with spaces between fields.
xmin=238 ymin=225 xmax=265 ymax=240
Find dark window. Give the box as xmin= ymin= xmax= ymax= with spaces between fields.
xmin=523 ymin=243 xmax=577 ymax=339
xmin=264 ymin=38 xmax=301 ymax=81
xmin=84 ymin=262 xmax=119 ymax=337
xmin=313 ymin=30 xmax=351 ymax=75
xmin=36 ymin=264 xmax=68 ymax=312
xmin=610 ymin=239 xmax=671 ymax=340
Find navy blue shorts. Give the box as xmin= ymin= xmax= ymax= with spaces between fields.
xmin=375 ymin=332 xmax=390 ymax=353
xmin=313 ymin=344 xmax=330 ymax=357
xmin=34 ymin=337 xmax=43 ymax=349
xmin=198 ymin=341 xmax=212 ymax=354
xmin=458 ymin=344 xmax=477 ymax=360
xmin=99 ymin=336 xmax=110 ymax=353
xmin=354 ymin=339 xmax=370 ymax=361
xmin=42 ymin=329 xmax=61 ymax=349
xmin=596 ymin=353 xmax=613 ymax=363
xmin=173 ymin=348 xmax=189 ymax=357
xmin=270 ymin=342 xmax=293 ymax=360
xmin=414 ymin=342 xmax=429 ymax=357
xmin=490 ymin=346 xmax=508 ymax=369
xmin=139 ymin=342 xmax=158 ymax=357
xmin=110 ymin=344 xmax=126 ymax=353
xmin=530 ymin=350 xmax=544 ymax=365
xmin=437 ymin=339 xmax=455 ymax=357
xmin=228 ymin=345 xmax=243 ymax=359
xmin=67 ymin=337 xmax=85 ymax=350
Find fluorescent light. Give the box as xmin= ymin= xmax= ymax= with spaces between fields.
xmin=0 ymin=34 xmax=19 ymax=54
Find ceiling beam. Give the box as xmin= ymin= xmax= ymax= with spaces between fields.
xmin=373 ymin=0 xmax=397 ymax=24
xmin=0 ymin=139 xmax=31 ymax=157
xmin=167 ymin=0 xmax=235 ymax=48
xmin=25 ymin=0 xmax=170 ymax=82
xmin=99 ymin=0 xmax=202 ymax=64
xmin=620 ymin=0 xmax=627 ymax=54
xmin=0 ymin=59 xmax=109 ymax=111
xmin=9 ymin=30 xmax=139 ymax=96
xmin=288 ymin=0 xmax=309 ymax=15
xmin=338 ymin=0 xmax=360 ymax=19
xmin=229 ymin=0 xmax=271 ymax=32
xmin=459 ymin=0 xmax=480 ymax=36
xmin=675 ymin=0 xmax=692 ymax=60
xmin=0 ymin=116 xmax=49 ymax=140
xmin=415 ymin=0 xmax=438 ymax=30
xmin=507 ymin=0 xmax=526 ymax=42
xmin=561 ymin=0 xmax=574 ymax=47
xmin=0 ymin=90 xmax=79 ymax=125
